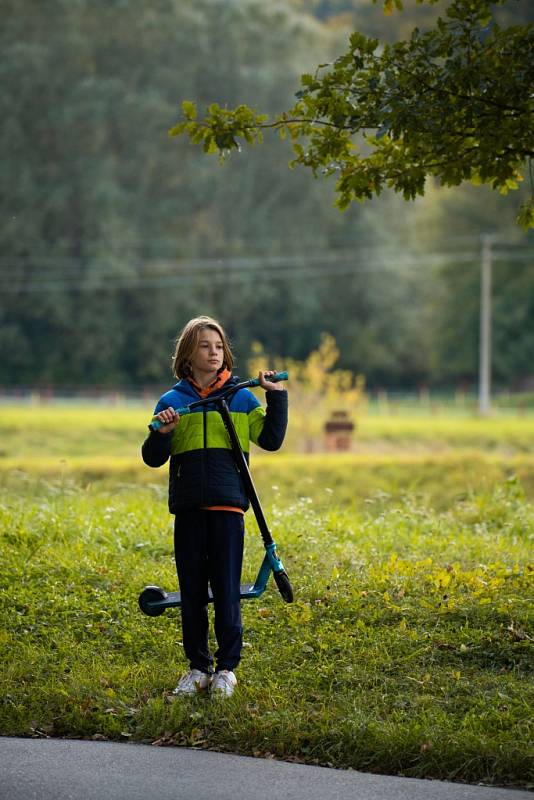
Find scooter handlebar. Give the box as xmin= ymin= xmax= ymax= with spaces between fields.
xmin=247 ymin=370 xmax=288 ymax=388
xmin=148 ymin=371 xmax=288 ymax=432
xmin=149 ymin=406 xmax=190 ymax=432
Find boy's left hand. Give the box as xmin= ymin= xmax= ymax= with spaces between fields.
xmin=258 ymin=370 xmax=285 ymax=391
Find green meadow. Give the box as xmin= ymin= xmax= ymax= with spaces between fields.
xmin=0 ymin=404 xmax=532 ymax=787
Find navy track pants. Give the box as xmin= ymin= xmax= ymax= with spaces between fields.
xmin=173 ymin=510 xmax=244 ymax=673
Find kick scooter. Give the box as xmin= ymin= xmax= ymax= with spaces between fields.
xmin=138 ymin=371 xmax=293 ymax=616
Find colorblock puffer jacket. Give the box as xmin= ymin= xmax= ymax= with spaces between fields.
xmin=141 ymin=375 xmax=288 ymax=513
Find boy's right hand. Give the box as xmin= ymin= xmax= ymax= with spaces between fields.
xmin=154 ymin=407 xmax=180 ymax=434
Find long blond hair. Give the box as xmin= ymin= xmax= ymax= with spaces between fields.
xmin=172 ymin=316 xmax=234 ymax=379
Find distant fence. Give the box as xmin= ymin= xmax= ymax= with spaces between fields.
xmin=0 ymin=386 xmax=164 ymax=407
xmin=1 ymin=385 xmax=533 ymax=415
xmin=366 ymin=389 xmax=534 ymax=416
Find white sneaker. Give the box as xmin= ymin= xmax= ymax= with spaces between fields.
xmin=211 ymin=670 xmax=237 ymax=697
xmin=172 ymin=669 xmax=212 ymax=696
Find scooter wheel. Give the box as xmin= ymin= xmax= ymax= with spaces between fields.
xmin=273 ymin=570 xmax=294 ymax=603
xmin=138 ymin=585 xmax=168 ymax=617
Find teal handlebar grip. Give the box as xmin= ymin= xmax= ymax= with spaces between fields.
xmin=149 ymin=405 xmax=190 ymax=432
xmin=248 ymin=370 xmax=288 ymax=388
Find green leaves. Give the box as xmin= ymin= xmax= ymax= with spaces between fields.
xmin=170 ymin=0 xmax=534 ymax=227
xmin=181 ymin=100 xmax=197 ymax=121
xmin=382 ymin=0 xmax=404 ymax=16
xmin=517 ymin=199 xmax=534 ymax=231
xmin=169 ymin=101 xmax=267 ymax=160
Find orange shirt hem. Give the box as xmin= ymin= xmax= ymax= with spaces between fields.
xmin=202 ymin=505 xmax=245 ymax=515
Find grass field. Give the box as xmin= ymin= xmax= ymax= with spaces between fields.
xmin=0 ymin=404 xmax=533 ymax=787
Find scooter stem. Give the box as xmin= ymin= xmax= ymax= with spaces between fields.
xmin=217 ymin=397 xmax=274 ymax=548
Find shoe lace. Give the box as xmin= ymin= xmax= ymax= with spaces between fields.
xmin=214 ymin=671 xmax=234 ymax=689
xmin=178 ymin=670 xmax=198 ymax=689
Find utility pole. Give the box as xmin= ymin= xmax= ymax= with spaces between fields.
xmin=479 ymin=234 xmax=493 ymax=416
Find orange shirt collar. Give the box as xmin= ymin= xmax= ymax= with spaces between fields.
xmin=188 ymin=368 xmax=231 ymax=398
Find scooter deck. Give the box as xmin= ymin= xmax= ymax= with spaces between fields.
xmin=139 ymin=582 xmax=264 ymax=615
xmin=165 ymin=583 xmax=259 ymax=606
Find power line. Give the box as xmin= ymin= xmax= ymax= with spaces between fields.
xmin=0 ymin=249 xmax=531 ymax=293
xmin=0 ymin=249 xmax=456 ymax=274
xmin=3 ymin=231 xmax=530 ymax=249
xmin=1 ymin=244 xmax=531 ymax=270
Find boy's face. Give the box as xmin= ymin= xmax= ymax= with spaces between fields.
xmin=191 ymin=328 xmax=224 ymax=376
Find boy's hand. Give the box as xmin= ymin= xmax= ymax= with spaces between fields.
xmin=258 ymin=370 xmax=285 ymax=391
xmin=154 ymin=407 xmax=180 ymax=433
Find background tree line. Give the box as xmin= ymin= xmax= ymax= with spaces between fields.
xmin=1 ymin=0 xmax=532 ymax=391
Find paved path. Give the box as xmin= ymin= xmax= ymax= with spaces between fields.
xmin=0 ymin=737 xmax=530 ymax=800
